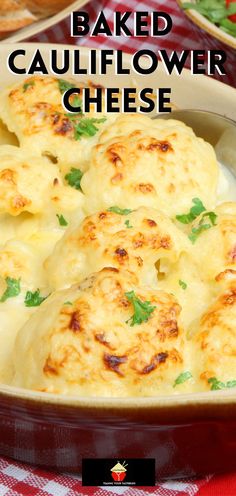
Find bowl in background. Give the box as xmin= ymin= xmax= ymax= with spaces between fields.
xmin=176 ymin=0 xmax=236 ymax=50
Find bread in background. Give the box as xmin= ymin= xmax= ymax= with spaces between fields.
xmin=0 ymin=0 xmax=36 ymax=39
xmin=0 ymin=0 xmax=74 ymax=39
xmin=25 ymin=0 xmax=74 ymax=18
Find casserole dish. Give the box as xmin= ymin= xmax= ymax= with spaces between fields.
xmin=0 ymin=43 xmax=236 ymax=480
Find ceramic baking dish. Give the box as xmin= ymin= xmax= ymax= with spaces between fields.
xmin=0 ymin=43 xmax=236 ymax=480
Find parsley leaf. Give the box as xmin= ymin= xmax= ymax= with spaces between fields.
xmin=56 ymin=214 xmax=68 ymax=226
xmin=176 ymin=198 xmax=206 ymax=224
xmin=71 ymin=95 xmax=82 ymax=111
xmin=174 ymin=371 xmax=192 ymax=387
xmin=179 ymin=280 xmax=187 ymax=290
xmin=65 ymin=97 xmax=105 ymax=139
xmin=125 ymin=220 xmax=133 ymax=229
xmin=58 ymin=79 xmax=76 ymax=94
xmin=189 ymin=211 xmax=217 ymax=243
xmin=65 ymin=168 xmax=83 ymax=191
xmin=189 ymin=224 xmax=211 ymax=243
xmin=23 ymin=81 xmax=35 ymax=92
xmin=64 ymin=301 xmax=73 ymax=305
xmin=107 ymin=207 xmax=133 ymax=215
xmin=58 ymin=80 xmax=83 ymax=113
xmin=24 ymin=289 xmax=48 ymax=307
xmin=176 ymin=199 xmax=217 ymax=244
xmin=208 ymin=377 xmax=236 ymax=390
xmin=65 ymin=95 xmax=83 ymax=114
xmin=72 ymin=117 xmax=106 ymax=140
xmin=0 ymin=277 xmax=21 ymax=302
xmin=125 ymin=291 xmax=156 ymax=326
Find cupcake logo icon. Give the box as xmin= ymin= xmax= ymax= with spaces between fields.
xmin=111 ymin=461 xmax=128 ymax=482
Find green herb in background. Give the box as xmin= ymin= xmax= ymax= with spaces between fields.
xmin=0 ymin=277 xmax=21 ymax=302
xmin=125 ymin=291 xmax=156 ymax=326
xmin=182 ymin=1 xmax=236 ymax=37
xmin=220 ymin=17 xmax=236 ymax=34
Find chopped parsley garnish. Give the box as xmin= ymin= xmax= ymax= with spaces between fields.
xmin=174 ymin=371 xmax=192 ymax=387
xmin=64 ymin=95 xmax=83 ymax=114
xmin=56 ymin=214 xmax=68 ymax=227
xmin=125 ymin=291 xmax=156 ymax=326
xmin=176 ymin=198 xmax=206 ymax=224
xmin=65 ymin=112 xmax=106 ymax=140
xmin=107 ymin=206 xmax=133 ymax=215
xmin=71 ymin=95 xmax=83 ymax=112
xmin=65 ymin=167 xmax=83 ymax=191
xmin=179 ymin=280 xmax=187 ymax=290
xmin=24 ymin=289 xmax=48 ymax=307
xmin=58 ymin=79 xmax=76 ymax=94
xmin=68 ymin=116 xmax=106 ymax=140
xmin=23 ymin=81 xmax=35 ymax=92
xmin=189 ymin=211 xmax=217 ymax=243
xmin=176 ymin=198 xmax=217 ymax=243
xmin=64 ymin=301 xmax=73 ymax=305
xmin=125 ymin=220 xmax=133 ymax=229
xmin=0 ymin=277 xmax=21 ymax=302
xmin=208 ymin=377 xmax=236 ymax=390
xmin=58 ymin=81 xmax=105 ymax=140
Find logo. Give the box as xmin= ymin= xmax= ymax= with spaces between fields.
xmin=110 ymin=461 xmax=128 ymax=482
xmin=82 ymin=458 xmax=155 ymax=486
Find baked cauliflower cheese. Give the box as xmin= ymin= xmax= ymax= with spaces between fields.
xmin=0 ymin=76 xmax=234 ymax=397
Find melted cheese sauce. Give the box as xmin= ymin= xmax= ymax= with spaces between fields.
xmin=0 ymin=88 xmax=235 ymax=396
xmin=0 ymin=215 xmax=64 ymax=382
xmin=218 ymin=163 xmax=236 ymax=203
xmin=0 ymin=156 xmax=234 ymax=388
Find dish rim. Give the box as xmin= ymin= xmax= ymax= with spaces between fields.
xmin=0 ymin=42 xmax=235 ymax=410
xmin=176 ymin=0 xmax=236 ymax=50
xmin=2 ymin=382 xmax=236 ymax=409
xmin=2 ymin=0 xmax=89 ymax=43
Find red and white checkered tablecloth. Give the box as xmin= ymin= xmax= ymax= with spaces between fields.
xmin=29 ymin=0 xmax=236 ymax=87
xmin=2 ymin=453 xmax=236 ymax=496
xmin=0 ymin=1 xmax=236 ymax=495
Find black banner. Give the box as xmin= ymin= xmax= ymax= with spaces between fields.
xmin=82 ymin=458 xmax=155 ymax=486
